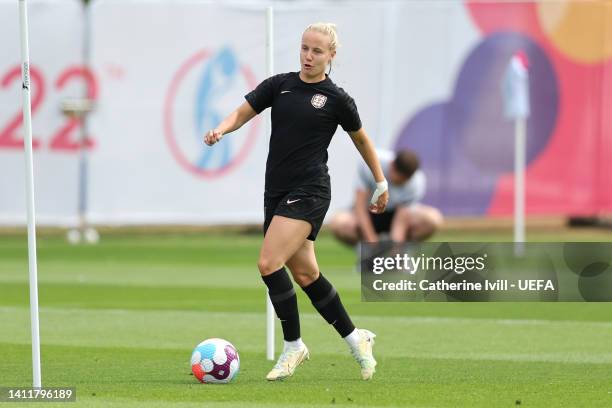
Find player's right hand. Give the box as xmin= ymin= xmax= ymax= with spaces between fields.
xmin=204 ymin=129 xmax=223 ymax=146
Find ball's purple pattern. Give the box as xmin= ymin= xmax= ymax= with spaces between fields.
xmin=208 ymin=344 xmax=238 ymax=380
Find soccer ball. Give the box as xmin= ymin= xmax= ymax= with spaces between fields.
xmin=190 ymin=338 xmax=240 ymax=384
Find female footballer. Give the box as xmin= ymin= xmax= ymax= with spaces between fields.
xmin=204 ymin=23 xmax=389 ymax=381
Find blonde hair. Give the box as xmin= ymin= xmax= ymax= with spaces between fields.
xmin=304 ymin=22 xmax=339 ymax=52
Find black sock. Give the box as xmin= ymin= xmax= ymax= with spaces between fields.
xmin=301 ymin=272 xmax=355 ymax=337
xmin=261 ymin=267 xmax=300 ymax=341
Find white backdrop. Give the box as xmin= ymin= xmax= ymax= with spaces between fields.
xmin=0 ymin=0 xmax=83 ymax=225
xmin=0 ymin=0 xmax=477 ymax=225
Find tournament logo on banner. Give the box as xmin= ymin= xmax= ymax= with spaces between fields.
xmin=164 ymin=47 xmax=260 ymax=178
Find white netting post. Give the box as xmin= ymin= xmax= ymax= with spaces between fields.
xmin=18 ymin=0 xmax=42 ymax=388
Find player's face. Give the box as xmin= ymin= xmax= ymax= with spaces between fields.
xmin=300 ymin=30 xmax=335 ymax=81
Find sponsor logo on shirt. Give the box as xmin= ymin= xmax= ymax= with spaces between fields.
xmin=311 ymin=93 xmax=327 ymax=109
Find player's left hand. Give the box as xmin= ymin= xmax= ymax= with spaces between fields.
xmin=369 ymin=190 xmax=388 ymax=214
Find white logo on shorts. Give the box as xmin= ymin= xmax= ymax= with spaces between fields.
xmin=287 ymin=199 xmax=301 ymax=204
xmin=311 ymin=94 xmax=327 ymax=109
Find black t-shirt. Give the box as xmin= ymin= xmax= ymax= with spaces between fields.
xmin=245 ymin=72 xmax=362 ymax=199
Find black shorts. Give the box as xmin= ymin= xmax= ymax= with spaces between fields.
xmin=264 ymin=191 xmax=330 ymax=241
xmin=369 ymin=209 xmax=396 ymax=234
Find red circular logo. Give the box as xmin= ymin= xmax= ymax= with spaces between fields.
xmin=164 ymin=49 xmax=260 ymax=178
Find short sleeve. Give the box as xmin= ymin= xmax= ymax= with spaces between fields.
xmin=338 ymin=92 xmax=362 ymax=132
xmin=399 ymin=170 xmax=427 ymax=207
xmin=413 ymin=171 xmax=426 ymax=202
xmin=244 ymin=75 xmax=279 ymax=114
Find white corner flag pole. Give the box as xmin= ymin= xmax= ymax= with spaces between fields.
xmin=265 ymin=5 xmax=275 ymax=361
xmin=18 ymin=0 xmax=42 ymax=388
xmin=514 ymin=116 xmax=526 ymax=256
xmin=502 ymin=53 xmax=530 ymax=257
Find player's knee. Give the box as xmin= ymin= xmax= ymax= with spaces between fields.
xmin=329 ymin=212 xmax=357 ymax=240
xmin=408 ymin=207 xmax=444 ymax=241
xmin=285 ymin=261 xmax=317 ymax=287
xmin=329 ymin=212 xmax=348 ymax=233
xmin=257 ymin=256 xmax=283 ymax=276
xmin=395 ymin=206 xmax=412 ymax=223
xmin=426 ymin=207 xmax=444 ymax=231
xmin=292 ymin=269 xmax=318 ymax=287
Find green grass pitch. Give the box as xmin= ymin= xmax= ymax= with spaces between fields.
xmin=1 ymin=229 xmax=611 ymax=407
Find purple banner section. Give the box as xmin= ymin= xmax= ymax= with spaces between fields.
xmin=395 ymin=32 xmax=558 ymax=215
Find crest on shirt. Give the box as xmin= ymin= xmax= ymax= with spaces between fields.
xmin=311 ymin=93 xmax=327 ymax=109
